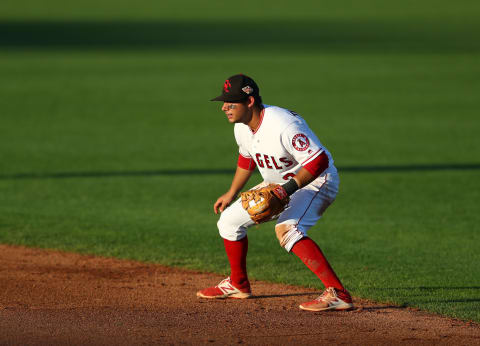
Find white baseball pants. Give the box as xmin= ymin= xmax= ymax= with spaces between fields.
xmin=217 ymin=173 xmax=339 ymax=252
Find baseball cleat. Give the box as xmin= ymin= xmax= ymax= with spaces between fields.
xmin=196 ymin=277 xmax=252 ymax=299
xmin=299 ymin=287 xmax=353 ymax=312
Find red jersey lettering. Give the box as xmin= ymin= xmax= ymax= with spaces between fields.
xmin=279 ymin=157 xmax=294 ymax=168
xmin=255 ymin=153 xmax=264 ymax=168
xmin=263 ymin=154 xmax=273 ymax=169
xmin=271 ymin=156 xmax=282 ymax=170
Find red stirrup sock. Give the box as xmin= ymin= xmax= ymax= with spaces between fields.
xmin=291 ymin=237 xmax=345 ymax=291
xmin=223 ymin=237 xmax=249 ymax=287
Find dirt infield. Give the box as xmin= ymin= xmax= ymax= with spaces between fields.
xmin=0 ymin=245 xmax=479 ymax=345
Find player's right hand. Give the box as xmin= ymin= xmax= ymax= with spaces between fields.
xmin=213 ymin=192 xmax=235 ymax=214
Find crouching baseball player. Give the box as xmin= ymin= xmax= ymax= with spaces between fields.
xmin=197 ymin=74 xmax=353 ymax=311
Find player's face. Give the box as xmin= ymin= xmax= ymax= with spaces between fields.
xmin=221 ymin=101 xmax=250 ymax=124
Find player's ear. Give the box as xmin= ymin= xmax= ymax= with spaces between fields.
xmin=247 ymin=96 xmax=255 ymax=108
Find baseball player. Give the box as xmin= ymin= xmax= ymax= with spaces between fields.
xmin=196 ymin=74 xmax=353 ymax=311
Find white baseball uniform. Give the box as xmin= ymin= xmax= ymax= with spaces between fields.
xmin=217 ymin=105 xmax=339 ymax=252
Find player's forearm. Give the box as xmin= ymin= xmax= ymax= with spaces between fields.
xmin=281 ymin=167 xmax=315 ymax=196
xmin=283 ymin=152 xmax=329 ymax=195
xmin=292 ymin=167 xmax=316 ymax=188
xmin=227 ymin=166 xmax=253 ymax=196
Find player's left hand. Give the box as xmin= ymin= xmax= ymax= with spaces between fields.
xmin=240 ymin=184 xmax=289 ymax=224
xmin=214 ymin=192 xmax=236 ymax=214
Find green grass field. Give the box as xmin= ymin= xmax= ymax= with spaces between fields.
xmin=1 ymin=1 xmax=479 ymax=322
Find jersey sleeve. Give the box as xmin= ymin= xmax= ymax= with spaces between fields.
xmin=233 ymin=124 xmax=256 ymax=171
xmin=280 ymin=121 xmax=328 ymax=176
xmin=237 ymin=154 xmax=257 ymax=171
xmin=234 ymin=125 xmax=251 ymax=158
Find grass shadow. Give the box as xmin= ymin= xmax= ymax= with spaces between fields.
xmin=1 ymin=163 xmax=479 ymax=180
xmin=1 ymin=19 xmax=478 ymax=53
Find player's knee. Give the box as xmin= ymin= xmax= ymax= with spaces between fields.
xmin=217 ymin=217 xmax=230 ymax=237
xmin=275 ymin=224 xmax=294 ymax=249
xmin=275 ymin=223 xmax=304 ymax=252
xmin=217 ymin=216 xmax=244 ymax=241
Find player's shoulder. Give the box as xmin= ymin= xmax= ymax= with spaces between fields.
xmin=234 ymin=122 xmax=249 ymax=138
xmin=263 ymin=104 xmax=305 ymax=129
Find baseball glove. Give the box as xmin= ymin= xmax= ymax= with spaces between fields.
xmin=241 ymin=184 xmax=290 ymax=224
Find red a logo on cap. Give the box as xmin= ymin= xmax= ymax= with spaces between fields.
xmin=223 ymin=79 xmax=232 ymax=93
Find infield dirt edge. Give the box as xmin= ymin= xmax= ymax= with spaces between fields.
xmin=1 ymin=244 xmax=479 ymax=345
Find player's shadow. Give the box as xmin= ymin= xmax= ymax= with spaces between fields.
xmin=356 ymin=305 xmax=408 ymax=311
xmin=1 ymin=163 xmax=480 ymax=180
xmin=252 ymin=294 xmax=409 ymax=311
xmin=251 ymin=292 xmax=315 ymax=299
xmin=369 ymin=286 xmax=480 ymax=290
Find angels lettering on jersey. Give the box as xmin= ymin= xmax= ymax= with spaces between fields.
xmin=234 ymin=105 xmax=337 ymax=186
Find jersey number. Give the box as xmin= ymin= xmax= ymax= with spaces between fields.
xmin=282 ymin=173 xmax=296 ymax=180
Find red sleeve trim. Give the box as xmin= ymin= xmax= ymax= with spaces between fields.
xmin=301 ymin=149 xmax=321 ymax=165
xmin=303 ymin=151 xmax=329 ymax=177
xmin=237 ymin=154 xmax=257 ymax=171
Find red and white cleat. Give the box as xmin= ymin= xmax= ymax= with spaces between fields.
xmin=197 ymin=277 xmax=252 ymax=299
xmin=299 ymin=287 xmax=354 ymax=311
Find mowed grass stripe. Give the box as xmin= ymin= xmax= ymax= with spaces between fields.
xmin=1 ymin=162 xmax=480 ymax=180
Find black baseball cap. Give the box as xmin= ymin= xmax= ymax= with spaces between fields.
xmin=211 ymin=74 xmax=260 ymax=102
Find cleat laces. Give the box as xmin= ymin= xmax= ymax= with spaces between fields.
xmin=216 ymin=277 xmax=231 ymax=288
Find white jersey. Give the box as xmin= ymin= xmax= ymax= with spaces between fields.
xmin=234 ymin=105 xmax=337 ymax=188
